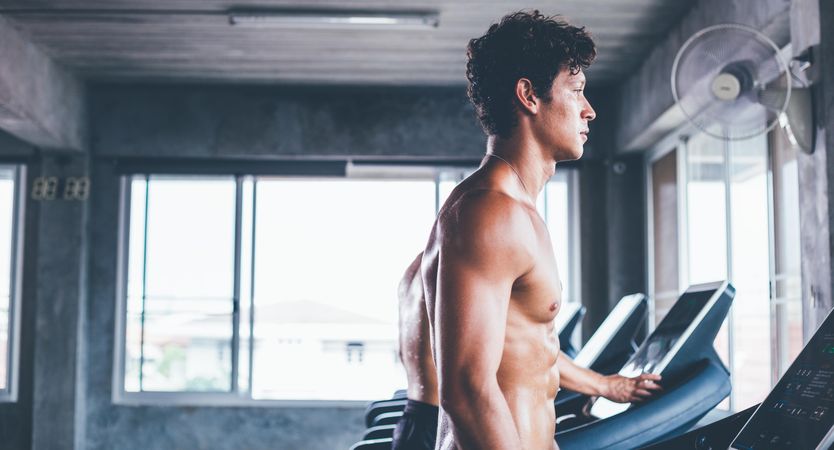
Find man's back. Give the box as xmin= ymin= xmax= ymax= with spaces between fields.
xmin=392 ymin=253 xmax=440 ymax=450
xmin=422 ymin=165 xmax=564 ymax=449
xmin=398 ymin=253 xmax=438 ymax=405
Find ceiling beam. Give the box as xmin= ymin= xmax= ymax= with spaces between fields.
xmin=0 ymin=15 xmax=86 ymax=151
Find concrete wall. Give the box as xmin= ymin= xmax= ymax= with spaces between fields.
xmin=578 ymin=87 xmax=647 ymax=337
xmin=0 ymin=130 xmax=35 ymax=158
xmin=796 ymin=0 xmax=834 ymax=334
xmin=91 ymin=84 xmax=486 ymax=160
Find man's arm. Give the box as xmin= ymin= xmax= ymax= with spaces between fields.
xmin=557 ymin=352 xmax=662 ymax=403
xmin=435 ymin=192 xmax=534 ymax=448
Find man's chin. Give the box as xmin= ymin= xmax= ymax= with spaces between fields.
xmin=558 ymin=147 xmax=584 ymax=162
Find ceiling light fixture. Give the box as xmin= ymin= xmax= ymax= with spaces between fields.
xmin=228 ymin=9 xmax=440 ymax=29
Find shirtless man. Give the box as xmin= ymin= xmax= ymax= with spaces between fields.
xmin=392 ymin=252 xmax=439 ymax=450
xmin=395 ymin=249 xmax=660 ymax=449
xmin=421 ymin=11 xmax=662 ymax=449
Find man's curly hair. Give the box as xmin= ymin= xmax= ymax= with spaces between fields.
xmin=466 ymin=11 xmax=596 ymax=138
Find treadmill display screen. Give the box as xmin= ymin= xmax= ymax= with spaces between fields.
xmin=573 ymin=294 xmax=644 ymax=368
xmin=589 ymin=286 xmax=718 ymax=419
xmin=618 ymin=288 xmax=715 ymax=377
xmin=732 ymin=311 xmax=834 ymax=449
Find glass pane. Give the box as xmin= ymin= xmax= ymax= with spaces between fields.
xmin=437 ymin=169 xmax=472 ymax=213
xmin=144 ymin=178 xmax=236 ymax=299
xmin=139 ymin=307 xmax=232 ymax=392
xmin=251 ymin=178 xmax=436 ymax=401
xmin=0 ymin=167 xmax=14 ymax=391
xmin=238 ymin=177 xmax=255 ymax=392
xmin=0 ymin=302 xmax=6 ymax=390
xmin=770 ymin=125 xmax=803 ymax=377
xmin=713 ymin=318 xmax=731 ymax=410
xmin=686 ymin=134 xmax=728 ymax=284
xmin=686 ymin=133 xmax=730 ymax=407
xmin=728 ymin=133 xmax=771 ymax=409
xmin=125 ymin=176 xmax=236 ymax=392
xmin=546 ymin=172 xmax=571 ymax=302
xmin=125 ymin=177 xmax=147 ymax=392
xmin=651 ymin=150 xmax=679 ymax=324
xmin=438 ymin=179 xmax=456 ymax=211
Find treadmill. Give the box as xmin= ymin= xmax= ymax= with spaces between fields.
xmin=650 ymin=305 xmax=834 ymax=450
xmin=555 ymin=281 xmax=736 ymax=450
xmin=556 ymin=294 xmax=648 ymax=413
xmin=363 ymin=301 xmax=588 ymax=429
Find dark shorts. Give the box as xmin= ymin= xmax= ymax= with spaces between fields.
xmin=391 ymin=399 xmax=439 ymax=450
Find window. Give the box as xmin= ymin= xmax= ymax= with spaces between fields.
xmin=123 ymin=176 xmax=237 ymax=393
xmin=0 ymin=164 xmax=23 ymax=402
xmin=542 ymin=170 xmax=581 ymax=305
xmin=647 ymin=125 xmax=802 ymax=412
xmin=250 ymin=177 xmax=435 ymax=400
xmin=117 ymin=166 xmax=580 ymax=403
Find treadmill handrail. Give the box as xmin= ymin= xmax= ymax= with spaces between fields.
xmin=590 ymin=281 xmax=733 ymax=419
xmin=556 ymin=359 xmax=731 ymax=450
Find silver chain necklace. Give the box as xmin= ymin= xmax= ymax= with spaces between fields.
xmin=486 ymin=153 xmax=530 ymax=195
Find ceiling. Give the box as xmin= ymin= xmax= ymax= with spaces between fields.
xmin=0 ymin=0 xmax=695 ymax=86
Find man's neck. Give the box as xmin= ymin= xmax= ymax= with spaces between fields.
xmin=486 ymin=135 xmax=557 ymax=202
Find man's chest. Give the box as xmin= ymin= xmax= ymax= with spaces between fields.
xmin=514 ymin=236 xmax=564 ymax=323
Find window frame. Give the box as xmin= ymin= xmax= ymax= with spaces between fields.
xmin=0 ymin=164 xmax=25 ymax=403
xmin=113 ymin=164 xmax=582 ymax=406
xmin=645 ymin=137 xmax=688 ymax=331
xmin=645 ymin=126 xmax=797 ymax=412
xmin=646 ymin=131 xmax=739 ymax=411
xmin=114 ymin=174 xmax=276 ymax=407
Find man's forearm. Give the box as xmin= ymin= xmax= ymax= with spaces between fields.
xmin=557 ymin=352 xmax=607 ymax=396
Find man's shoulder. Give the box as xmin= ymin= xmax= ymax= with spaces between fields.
xmin=448 ymin=188 xmax=532 ymax=220
xmin=440 ymin=188 xmax=537 ymax=245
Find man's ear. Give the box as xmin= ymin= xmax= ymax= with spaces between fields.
xmin=515 ymin=78 xmax=539 ymax=115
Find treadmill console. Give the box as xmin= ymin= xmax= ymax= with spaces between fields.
xmin=732 ymin=309 xmax=834 ymax=449
xmin=590 ymin=282 xmax=729 ymax=419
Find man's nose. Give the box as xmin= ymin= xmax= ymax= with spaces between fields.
xmin=583 ymin=100 xmax=596 ymax=122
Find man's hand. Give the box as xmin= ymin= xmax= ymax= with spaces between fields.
xmin=599 ymin=373 xmax=663 ymax=403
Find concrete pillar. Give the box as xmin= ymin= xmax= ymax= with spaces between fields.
xmin=30 ymin=153 xmax=89 ymax=450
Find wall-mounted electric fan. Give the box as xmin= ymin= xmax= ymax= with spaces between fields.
xmin=672 ymin=23 xmax=814 ymax=153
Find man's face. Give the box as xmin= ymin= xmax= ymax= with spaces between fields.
xmin=537 ymin=69 xmax=596 ymax=161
